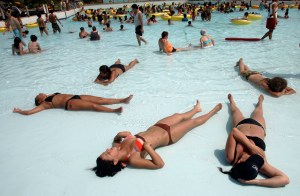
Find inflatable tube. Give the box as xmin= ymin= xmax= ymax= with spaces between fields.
xmin=252 ymin=5 xmax=259 ymax=9
xmin=171 ymin=15 xmax=191 ymax=21
xmin=162 ymin=9 xmax=170 ymax=12
xmin=115 ymin=14 xmax=125 ymax=18
xmin=248 ymin=14 xmax=262 ymax=20
xmin=225 ymin=38 xmax=261 ymax=41
xmin=0 ymin=27 xmax=7 ymax=33
xmin=72 ymin=17 xmax=78 ymax=21
xmin=149 ymin=12 xmax=164 ymax=17
xmin=231 ymin=19 xmax=252 ymax=25
xmin=26 ymin=23 xmax=38 ymax=28
xmin=161 ymin=15 xmax=171 ymax=20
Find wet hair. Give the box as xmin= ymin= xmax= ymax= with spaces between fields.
xmin=92 ymin=157 xmax=125 ymax=177
xmin=183 ymin=13 xmax=187 ymax=18
xmin=35 ymin=95 xmax=40 ymax=106
xmin=49 ymin=10 xmax=54 ymax=14
xmin=30 ymin=35 xmax=37 ymax=42
xmin=267 ymin=77 xmax=287 ymax=92
xmin=218 ymin=154 xmax=264 ymax=181
xmin=37 ymin=13 xmax=41 ymax=18
xmin=161 ymin=31 xmax=168 ymax=38
xmin=92 ymin=26 xmax=96 ymax=31
xmin=23 ymin=30 xmax=29 ymax=35
xmin=188 ymin=21 xmax=192 ymax=25
xmin=244 ymin=12 xmax=249 ymax=17
xmin=106 ymin=23 xmax=110 ymax=27
xmin=120 ymin=25 xmax=124 ymax=29
xmin=13 ymin=37 xmax=22 ymax=49
xmin=80 ymin=27 xmax=84 ymax=31
xmin=200 ymin=29 xmax=206 ymax=35
xmin=99 ymin=65 xmax=112 ymax=80
xmin=131 ymin=4 xmax=138 ymax=9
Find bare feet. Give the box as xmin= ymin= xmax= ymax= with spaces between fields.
xmin=228 ymin=93 xmax=234 ymax=103
xmin=115 ymin=107 xmax=123 ymax=113
xmin=235 ymin=58 xmax=243 ymax=67
xmin=213 ymin=103 xmax=223 ymax=113
xmin=122 ymin=95 xmax=133 ymax=104
xmin=134 ymin=59 xmax=139 ymax=63
xmin=194 ymin=100 xmax=202 ymax=112
xmin=258 ymin=94 xmax=264 ymax=103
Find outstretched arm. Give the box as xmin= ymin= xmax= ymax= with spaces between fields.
xmin=283 ymin=87 xmax=296 ymax=95
xmin=13 ymin=105 xmax=46 ymax=115
xmin=129 ymin=142 xmax=164 ymax=169
xmin=239 ymin=161 xmax=289 ymax=187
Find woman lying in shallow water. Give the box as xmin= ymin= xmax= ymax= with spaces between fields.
xmin=219 ymin=94 xmax=289 ymax=187
xmin=13 ymin=93 xmax=133 ymax=115
xmin=92 ymin=100 xmax=222 ymax=177
xmin=94 ymin=59 xmax=139 ymax=86
xmin=236 ymin=58 xmax=296 ymax=97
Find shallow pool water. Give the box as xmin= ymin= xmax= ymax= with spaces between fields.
xmin=0 ymin=6 xmax=300 ymax=196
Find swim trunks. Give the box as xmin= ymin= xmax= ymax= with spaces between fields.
xmin=65 ymin=95 xmax=81 ymax=110
xmin=241 ymin=71 xmax=261 ymax=80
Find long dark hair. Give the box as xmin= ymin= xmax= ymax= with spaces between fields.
xmin=98 ymin=65 xmax=112 ymax=80
xmin=92 ymin=157 xmax=125 ymax=177
xmin=13 ymin=37 xmax=21 ymax=49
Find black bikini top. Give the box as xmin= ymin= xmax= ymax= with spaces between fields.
xmin=44 ymin=93 xmax=60 ymax=103
xmin=246 ymin=136 xmax=266 ymax=151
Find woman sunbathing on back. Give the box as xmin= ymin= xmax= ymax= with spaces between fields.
xmin=236 ymin=58 xmax=296 ymax=97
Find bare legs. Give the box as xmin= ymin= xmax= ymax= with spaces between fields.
xmin=228 ymin=94 xmax=245 ymax=127
xmin=156 ymin=101 xmax=222 ymax=144
xmin=250 ymin=95 xmax=266 ymax=129
xmin=67 ymin=95 xmax=133 ymax=113
xmin=228 ymin=93 xmax=265 ymax=128
xmin=136 ymin=34 xmax=147 ymax=46
xmin=261 ymin=29 xmax=273 ymax=40
xmin=235 ymin=58 xmax=250 ymax=74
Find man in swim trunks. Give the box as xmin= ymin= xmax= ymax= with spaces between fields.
xmin=49 ymin=10 xmax=63 ymax=33
xmin=5 ymin=10 xmax=26 ymax=46
xmin=131 ymin=4 xmax=147 ymax=46
xmin=79 ymin=27 xmax=90 ymax=38
xmin=261 ymin=0 xmax=278 ymax=40
xmin=236 ymin=58 xmax=296 ymax=97
xmin=158 ymin=31 xmax=192 ymax=55
xmin=95 ymin=58 xmax=139 ymax=86
xmin=13 ymin=93 xmax=134 ymax=115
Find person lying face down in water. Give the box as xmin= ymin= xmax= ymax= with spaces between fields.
xmin=13 ymin=93 xmax=133 ymax=115
xmin=92 ymin=100 xmax=222 ymax=177
xmin=94 ymin=59 xmax=139 ymax=86
xmin=236 ymin=58 xmax=296 ymax=97
xmin=218 ymin=94 xmax=289 ymax=187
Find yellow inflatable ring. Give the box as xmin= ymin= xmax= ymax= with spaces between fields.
xmin=149 ymin=12 xmax=164 ymax=17
xmin=171 ymin=15 xmax=191 ymax=21
xmin=0 ymin=27 xmax=7 ymax=33
xmin=26 ymin=23 xmax=38 ymax=28
xmin=86 ymin=10 xmax=91 ymax=14
xmin=248 ymin=14 xmax=262 ymax=20
xmin=162 ymin=9 xmax=170 ymax=12
xmin=251 ymin=5 xmax=259 ymax=9
xmin=72 ymin=17 xmax=78 ymax=21
xmin=161 ymin=15 xmax=171 ymax=20
xmin=231 ymin=19 xmax=252 ymax=25
xmin=115 ymin=14 xmax=125 ymax=18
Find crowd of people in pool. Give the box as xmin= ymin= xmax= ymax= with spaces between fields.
xmin=3 ymin=0 xmax=298 ymax=188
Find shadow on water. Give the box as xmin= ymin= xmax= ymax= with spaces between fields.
xmin=262 ymin=72 xmax=300 ymax=79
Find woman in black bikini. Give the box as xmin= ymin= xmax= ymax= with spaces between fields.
xmin=94 ymin=58 xmax=139 ymax=86
xmin=13 ymin=93 xmax=133 ymax=115
xmin=92 ymin=100 xmax=222 ymax=177
xmin=219 ymin=94 xmax=289 ymax=187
